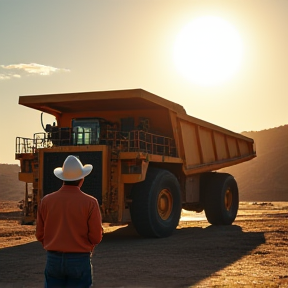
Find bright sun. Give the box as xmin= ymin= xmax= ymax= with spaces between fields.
xmin=173 ymin=16 xmax=244 ymax=86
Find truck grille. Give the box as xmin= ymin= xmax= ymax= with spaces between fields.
xmin=43 ymin=152 xmax=102 ymax=204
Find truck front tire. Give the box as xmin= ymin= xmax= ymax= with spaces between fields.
xmin=203 ymin=173 xmax=239 ymax=225
xmin=130 ymin=168 xmax=182 ymax=238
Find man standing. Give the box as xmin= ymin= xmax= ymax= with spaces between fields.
xmin=36 ymin=155 xmax=103 ymax=288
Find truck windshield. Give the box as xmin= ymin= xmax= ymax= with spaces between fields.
xmin=72 ymin=119 xmax=100 ymax=145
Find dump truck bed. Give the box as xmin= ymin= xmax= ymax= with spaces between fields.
xmin=176 ymin=111 xmax=256 ymax=174
xmin=19 ymin=88 xmax=256 ymax=174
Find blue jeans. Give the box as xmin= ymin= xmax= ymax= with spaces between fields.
xmin=45 ymin=251 xmax=93 ymax=288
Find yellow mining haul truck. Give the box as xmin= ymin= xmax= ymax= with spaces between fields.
xmin=15 ymin=89 xmax=256 ymax=237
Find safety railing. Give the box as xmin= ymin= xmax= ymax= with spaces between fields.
xmin=100 ymin=130 xmax=177 ymax=156
xmin=15 ymin=133 xmax=51 ymax=154
xmin=16 ymin=128 xmax=177 ymax=157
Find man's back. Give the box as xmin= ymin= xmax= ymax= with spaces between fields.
xmin=36 ymin=185 xmax=102 ymax=253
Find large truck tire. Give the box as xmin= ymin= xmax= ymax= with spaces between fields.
xmin=203 ymin=173 xmax=239 ymax=225
xmin=130 ymin=168 xmax=182 ymax=238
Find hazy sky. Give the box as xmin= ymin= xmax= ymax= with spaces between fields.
xmin=1 ymin=0 xmax=287 ymax=164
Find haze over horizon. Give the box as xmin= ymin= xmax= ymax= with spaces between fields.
xmin=1 ymin=1 xmax=287 ymax=164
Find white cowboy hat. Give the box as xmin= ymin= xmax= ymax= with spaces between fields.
xmin=54 ymin=155 xmax=93 ymax=181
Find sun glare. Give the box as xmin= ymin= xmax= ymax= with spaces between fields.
xmin=173 ymin=16 xmax=244 ymax=86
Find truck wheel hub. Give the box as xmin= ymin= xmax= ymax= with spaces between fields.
xmin=225 ymin=188 xmax=233 ymax=211
xmin=157 ymin=189 xmax=173 ymax=220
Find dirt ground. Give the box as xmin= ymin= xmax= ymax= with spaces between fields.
xmin=0 ymin=201 xmax=287 ymax=288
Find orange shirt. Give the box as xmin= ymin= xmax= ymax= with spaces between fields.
xmin=36 ymin=185 xmax=103 ymax=253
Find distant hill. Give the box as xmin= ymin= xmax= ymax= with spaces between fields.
xmin=0 ymin=125 xmax=287 ymax=202
xmin=0 ymin=164 xmax=24 ymax=201
xmin=220 ymin=125 xmax=288 ymax=201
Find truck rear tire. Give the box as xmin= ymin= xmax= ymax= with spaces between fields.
xmin=203 ymin=173 xmax=239 ymax=225
xmin=130 ymin=168 xmax=182 ymax=238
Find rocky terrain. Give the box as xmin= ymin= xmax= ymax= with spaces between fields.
xmin=0 ymin=201 xmax=287 ymax=287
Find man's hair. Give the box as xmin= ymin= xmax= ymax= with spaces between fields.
xmin=63 ymin=179 xmax=82 ymax=186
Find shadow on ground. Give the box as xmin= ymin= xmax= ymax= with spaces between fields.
xmin=96 ymin=224 xmax=265 ymax=287
xmin=0 ymin=224 xmax=265 ymax=288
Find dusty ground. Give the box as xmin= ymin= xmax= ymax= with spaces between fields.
xmin=0 ymin=201 xmax=287 ymax=288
